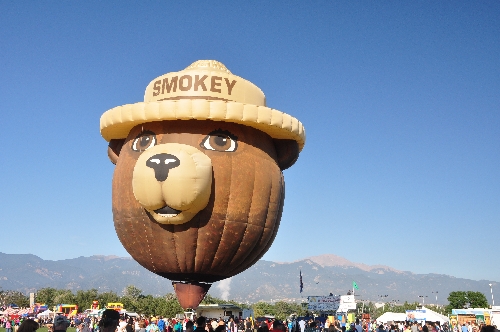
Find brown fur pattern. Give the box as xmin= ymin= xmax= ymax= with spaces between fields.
xmin=112 ymin=120 xmax=284 ymax=283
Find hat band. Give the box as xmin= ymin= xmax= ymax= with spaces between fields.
xmin=100 ymin=99 xmax=305 ymax=151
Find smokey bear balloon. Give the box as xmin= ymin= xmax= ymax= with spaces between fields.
xmin=100 ymin=60 xmax=305 ymax=309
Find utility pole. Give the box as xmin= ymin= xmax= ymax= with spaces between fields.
xmin=379 ymin=295 xmax=388 ymax=312
xmin=432 ymin=291 xmax=438 ymax=304
xmin=490 ymin=284 xmax=495 ymax=306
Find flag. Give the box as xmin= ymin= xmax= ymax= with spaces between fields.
xmin=353 ymin=281 xmax=359 ymax=290
xmin=300 ymin=270 xmax=304 ymax=293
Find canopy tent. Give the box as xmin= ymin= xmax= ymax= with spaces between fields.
xmin=376 ymin=312 xmax=407 ymax=323
xmin=37 ymin=309 xmax=54 ymax=318
xmin=428 ymin=311 xmax=450 ymax=325
xmin=406 ymin=307 xmax=449 ymax=324
xmin=3 ymin=307 xmax=18 ymax=315
xmin=125 ymin=312 xmax=139 ymax=317
xmin=18 ymin=308 xmax=30 ymax=316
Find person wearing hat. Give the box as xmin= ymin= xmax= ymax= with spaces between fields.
xmin=53 ymin=315 xmax=70 ymax=332
xmin=146 ymin=318 xmax=159 ymax=332
xmin=99 ymin=309 xmax=121 ymax=332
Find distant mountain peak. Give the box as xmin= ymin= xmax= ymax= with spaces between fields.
xmin=0 ymin=252 xmax=496 ymax=304
xmin=304 ymin=254 xmax=403 ymax=273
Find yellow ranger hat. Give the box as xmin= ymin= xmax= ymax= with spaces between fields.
xmin=100 ymin=60 xmax=306 ymax=151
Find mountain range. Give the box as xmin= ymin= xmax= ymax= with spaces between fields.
xmin=0 ymin=252 xmax=496 ymax=305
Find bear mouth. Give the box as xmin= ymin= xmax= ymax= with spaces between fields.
xmin=154 ymin=205 xmax=182 ymax=218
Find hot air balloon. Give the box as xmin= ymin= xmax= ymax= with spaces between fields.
xmin=100 ymin=60 xmax=305 ymax=309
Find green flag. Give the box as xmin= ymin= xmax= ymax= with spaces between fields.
xmin=353 ymin=281 xmax=359 ymax=290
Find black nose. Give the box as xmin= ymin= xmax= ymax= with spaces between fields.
xmin=146 ymin=153 xmax=180 ymax=182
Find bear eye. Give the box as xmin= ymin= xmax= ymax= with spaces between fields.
xmin=132 ymin=131 xmax=156 ymax=152
xmin=201 ymin=130 xmax=238 ymax=152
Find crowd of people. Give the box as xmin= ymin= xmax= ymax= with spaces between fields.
xmin=316 ymin=318 xmax=498 ymax=332
xmin=1 ymin=313 xmax=498 ymax=332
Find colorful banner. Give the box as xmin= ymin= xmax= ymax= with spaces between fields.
xmin=406 ymin=310 xmax=426 ymax=322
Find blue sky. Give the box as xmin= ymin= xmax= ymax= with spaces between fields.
xmin=1 ymin=1 xmax=499 ymax=285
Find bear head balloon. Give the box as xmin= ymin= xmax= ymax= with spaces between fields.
xmin=100 ymin=60 xmax=305 ymax=309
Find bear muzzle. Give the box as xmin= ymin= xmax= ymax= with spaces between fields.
xmin=132 ymin=143 xmax=213 ymax=225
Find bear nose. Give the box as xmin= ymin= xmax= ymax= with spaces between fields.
xmin=146 ymin=153 xmax=181 ymax=182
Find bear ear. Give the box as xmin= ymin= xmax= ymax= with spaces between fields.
xmin=107 ymin=139 xmax=125 ymax=165
xmin=273 ymin=139 xmax=299 ymax=170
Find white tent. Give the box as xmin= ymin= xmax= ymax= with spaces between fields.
xmin=377 ymin=312 xmax=407 ymax=323
xmin=422 ymin=308 xmax=449 ymax=324
xmin=406 ymin=307 xmax=449 ymax=324
xmin=125 ymin=312 xmax=139 ymax=317
xmin=37 ymin=309 xmax=54 ymax=318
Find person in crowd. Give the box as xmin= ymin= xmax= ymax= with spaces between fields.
xmin=273 ymin=322 xmax=286 ymax=332
xmin=355 ymin=320 xmax=362 ymax=332
xmin=186 ymin=321 xmax=194 ymax=332
xmin=6 ymin=317 xmax=13 ymax=332
xmin=146 ymin=318 xmax=160 ymax=332
xmin=328 ymin=321 xmax=338 ymax=332
xmin=175 ymin=320 xmax=183 ymax=332
xmin=166 ymin=320 xmax=174 ymax=332
xmin=479 ymin=326 xmax=496 ymax=332
xmin=118 ymin=317 xmax=128 ymax=332
xmin=139 ymin=321 xmax=147 ymax=332
xmin=298 ymin=320 xmax=306 ymax=332
xmin=99 ymin=309 xmax=121 ymax=332
xmin=194 ymin=317 xmax=206 ymax=332
xmin=228 ymin=318 xmax=236 ymax=332
xmin=75 ymin=320 xmax=82 ymax=332
xmin=211 ymin=319 xmax=218 ymax=331
xmin=53 ymin=315 xmax=71 ymax=332
xmin=78 ymin=321 xmax=91 ymax=332
xmin=258 ymin=323 xmax=270 ymax=332
xmin=157 ymin=318 xmax=165 ymax=332
xmin=126 ymin=318 xmax=135 ymax=332
xmin=18 ymin=319 xmax=39 ymax=332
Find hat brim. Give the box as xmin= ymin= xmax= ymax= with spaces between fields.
xmin=100 ymin=99 xmax=305 ymax=151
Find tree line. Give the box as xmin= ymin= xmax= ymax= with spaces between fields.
xmin=0 ymin=286 xmax=306 ymax=320
xmin=0 ymin=287 xmax=489 ymax=320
